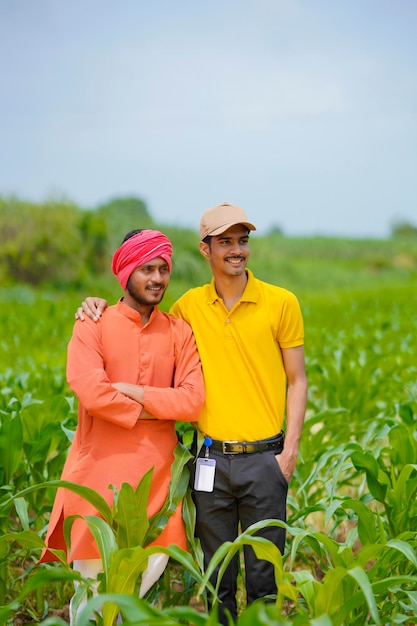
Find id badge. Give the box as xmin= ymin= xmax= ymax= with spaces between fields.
xmin=194 ymin=457 xmax=216 ymax=492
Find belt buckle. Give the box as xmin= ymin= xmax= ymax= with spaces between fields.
xmin=222 ymin=440 xmax=239 ymax=454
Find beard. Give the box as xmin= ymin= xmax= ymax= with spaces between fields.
xmin=126 ymin=277 xmax=166 ymax=306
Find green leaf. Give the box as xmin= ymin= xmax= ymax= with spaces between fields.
xmin=145 ymin=443 xmax=191 ymax=545
xmin=182 ymin=488 xmax=204 ymax=570
xmin=14 ymin=496 xmax=29 ymax=531
xmin=351 ymin=451 xmax=388 ymax=502
xmin=339 ymin=575 xmax=417 ymax=621
xmin=398 ymin=402 xmax=414 ymax=426
xmin=0 ymin=414 xmax=23 ymax=483
xmin=342 ymin=498 xmax=379 ymax=545
xmin=0 ymin=479 xmax=113 ymax=524
xmin=314 ymin=566 xmax=347 ymax=618
xmin=198 ymin=524 xmax=290 ymax=607
xmin=63 ymin=514 xmax=117 ymax=589
xmin=18 ymin=565 xmax=80 ymax=601
xmin=114 ymin=478 xmax=151 ymax=549
xmin=106 ymin=545 xmax=149 ymax=594
xmin=75 ymin=591 xmax=209 ymax=626
xmin=346 ymin=566 xmax=380 ymax=625
xmin=356 ymin=543 xmax=385 ymax=571
xmin=386 ymin=538 xmax=417 ymax=567
xmin=235 ymin=599 xmax=293 ymax=625
xmin=0 ymin=602 xmax=19 ymax=624
xmin=1 ymin=529 xmax=46 ymax=550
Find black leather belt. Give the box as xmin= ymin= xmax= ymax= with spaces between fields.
xmin=209 ymin=431 xmax=284 ymax=455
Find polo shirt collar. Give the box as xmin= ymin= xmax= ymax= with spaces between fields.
xmin=207 ymin=269 xmax=260 ymax=304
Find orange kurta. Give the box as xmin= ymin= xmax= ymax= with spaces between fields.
xmin=41 ymin=300 xmax=205 ymax=562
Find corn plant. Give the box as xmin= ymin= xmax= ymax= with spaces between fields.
xmin=0 ymin=438 xmax=210 ymax=624
xmin=1 ymin=270 xmax=417 ymax=623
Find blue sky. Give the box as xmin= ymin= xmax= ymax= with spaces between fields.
xmin=1 ymin=0 xmax=416 ymax=237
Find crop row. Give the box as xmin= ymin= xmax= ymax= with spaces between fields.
xmin=0 ymin=283 xmax=416 ymax=624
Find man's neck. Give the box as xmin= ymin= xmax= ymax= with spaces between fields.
xmin=137 ymin=306 xmax=154 ymax=325
xmin=122 ymin=295 xmax=155 ymax=324
xmin=214 ymin=271 xmax=248 ymax=311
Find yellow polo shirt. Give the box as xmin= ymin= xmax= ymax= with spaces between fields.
xmin=169 ymin=269 xmax=304 ymax=441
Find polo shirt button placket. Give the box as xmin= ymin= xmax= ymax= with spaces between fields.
xmin=224 ymin=317 xmax=232 ymax=337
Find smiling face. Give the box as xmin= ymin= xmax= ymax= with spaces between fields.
xmin=124 ymin=257 xmax=171 ymax=310
xmin=199 ymin=224 xmax=250 ymax=279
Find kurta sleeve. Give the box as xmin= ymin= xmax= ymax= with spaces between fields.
xmin=67 ymin=317 xmax=142 ymax=430
xmin=142 ymin=320 xmax=205 ymax=422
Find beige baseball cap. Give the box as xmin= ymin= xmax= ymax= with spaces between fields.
xmin=199 ymin=202 xmax=256 ymax=240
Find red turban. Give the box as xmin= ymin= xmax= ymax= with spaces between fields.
xmin=112 ymin=230 xmax=173 ymax=290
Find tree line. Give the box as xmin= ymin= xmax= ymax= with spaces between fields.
xmin=1 ymin=194 xmax=416 ymax=290
xmin=0 ymin=196 xmax=157 ymax=287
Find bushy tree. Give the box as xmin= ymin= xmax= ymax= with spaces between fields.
xmin=0 ymin=196 xmax=86 ymax=286
xmin=96 ymin=196 xmax=154 ymax=251
xmin=78 ymin=210 xmax=109 ymax=275
xmin=391 ymin=220 xmax=417 ymax=238
xmin=0 ymin=195 xmax=159 ymax=287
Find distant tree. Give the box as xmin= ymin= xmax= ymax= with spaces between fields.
xmin=268 ymin=224 xmax=284 ymax=236
xmin=79 ymin=211 xmax=109 ymax=274
xmin=391 ymin=220 xmax=417 ymax=238
xmin=96 ymin=196 xmax=154 ymax=251
xmin=0 ymin=196 xmax=86 ymax=286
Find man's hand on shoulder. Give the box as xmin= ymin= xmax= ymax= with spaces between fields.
xmin=75 ymin=297 xmax=108 ymax=322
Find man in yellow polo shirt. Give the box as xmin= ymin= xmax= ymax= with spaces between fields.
xmin=77 ymin=202 xmax=307 ymax=625
xmin=170 ymin=203 xmax=307 ymax=624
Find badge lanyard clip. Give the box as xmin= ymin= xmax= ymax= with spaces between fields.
xmin=195 ymin=436 xmax=216 ymax=492
xmin=204 ymin=436 xmax=212 ymax=458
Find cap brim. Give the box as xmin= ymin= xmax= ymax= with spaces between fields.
xmin=203 ymin=221 xmax=256 ymax=239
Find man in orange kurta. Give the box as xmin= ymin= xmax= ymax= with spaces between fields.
xmin=40 ymin=229 xmax=205 ymax=616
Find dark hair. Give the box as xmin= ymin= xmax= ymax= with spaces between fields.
xmin=202 ymin=227 xmax=250 ymax=248
xmin=122 ymin=229 xmax=144 ymax=243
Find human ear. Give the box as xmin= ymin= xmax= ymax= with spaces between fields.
xmin=199 ymin=241 xmax=210 ymax=260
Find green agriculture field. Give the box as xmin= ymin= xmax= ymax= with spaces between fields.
xmin=1 ymin=226 xmax=417 ymax=625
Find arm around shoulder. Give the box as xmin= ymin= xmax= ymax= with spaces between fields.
xmin=76 ymin=297 xmax=109 ymax=322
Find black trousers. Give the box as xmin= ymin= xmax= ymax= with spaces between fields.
xmin=190 ymin=446 xmax=288 ymax=625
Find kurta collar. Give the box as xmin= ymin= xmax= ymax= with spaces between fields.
xmin=207 ymin=269 xmax=259 ymax=305
xmin=116 ymin=298 xmax=160 ymax=325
